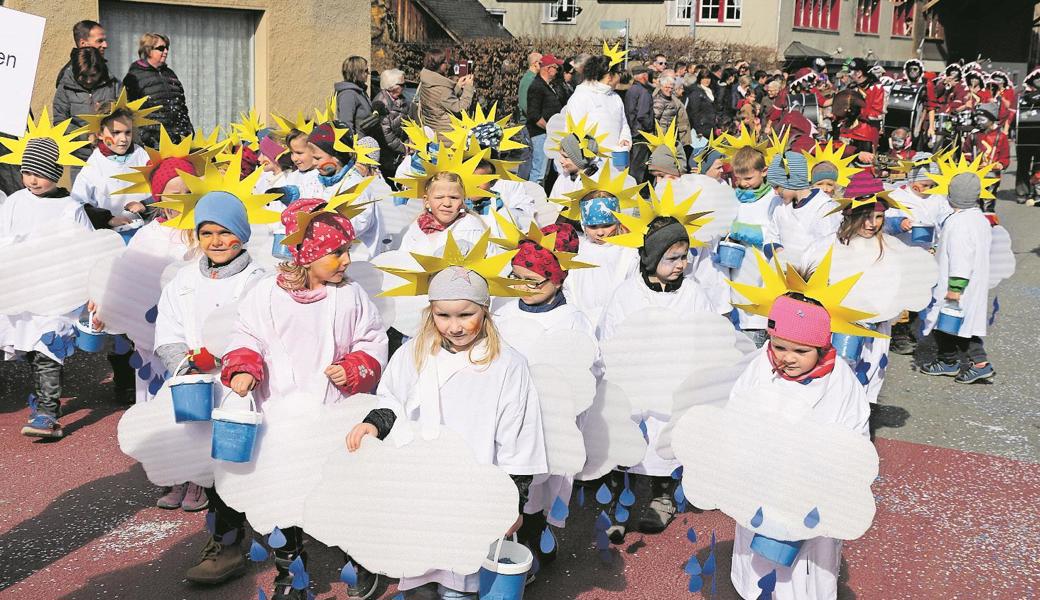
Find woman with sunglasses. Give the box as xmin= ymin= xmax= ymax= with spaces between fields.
xmin=124 ymin=32 xmax=193 ymax=149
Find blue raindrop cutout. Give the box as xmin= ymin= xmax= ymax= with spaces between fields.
xmin=750 ymin=507 xmax=764 ymax=528
xmin=639 ymin=419 xmax=649 ymax=441
xmin=595 ymin=529 xmax=609 ymax=550
xmin=804 ymin=507 xmax=820 ymax=529
xmin=268 ymin=527 xmax=286 ymax=549
xmin=550 ymin=496 xmax=569 ymax=522
xmin=258 ymin=587 xmax=268 ymax=600
xmin=615 ymin=503 xmax=629 ymax=524
xmin=878 ymin=353 xmax=889 ymax=370
xmin=595 ymin=510 xmax=611 ymax=531
xmin=757 ymin=569 xmax=777 ymax=593
xmin=148 ymin=376 xmax=163 ymax=395
xmin=684 ymin=554 xmax=702 ymax=575
xmin=577 ymin=486 xmax=585 ymax=507
xmin=677 ymin=498 xmax=687 ymax=513
xmin=595 ymin=483 xmax=612 ymax=505
xmin=539 ymin=528 xmax=556 ymax=554
xmin=674 ymin=484 xmax=685 ymax=505
xmin=249 ymin=540 xmax=269 ymax=562
xmin=113 ymin=335 xmax=132 ymax=354
xmin=687 ymin=527 xmax=697 ymax=543
xmin=289 ymin=556 xmax=305 ymax=577
xmin=145 ymin=305 xmax=159 ymax=324
xmin=688 ymin=574 xmax=704 ymax=592
xmin=290 ymin=570 xmax=309 ymax=590
xmin=340 ymin=562 xmax=358 ymax=586
xmin=703 ymin=549 xmax=716 ymax=576
xmin=137 ymin=363 xmax=152 ymax=381
xmin=619 ymin=486 xmax=635 ymax=507
xmin=128 ymin=351 xmax=143 ymax=369
xmin=671 ymin=466 xmax=683 ymax=480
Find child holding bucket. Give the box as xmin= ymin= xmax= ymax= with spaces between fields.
xmin=153 ymin=188 xmax=267 ymax=581
xmin=221 ymin=197 xmax=389 ymax=599
xmin=918 ymin=161 xmax=997 ymax=384
xmin=347 ymin=257 xmax=547 ymax=599
xmin=1 ymin=110 xmax=93 ymax=438
xmin=762 ymin=151 xmax=841 ymax=272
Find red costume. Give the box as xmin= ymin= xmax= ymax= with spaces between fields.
xmin=963 ymin=128 xmax=1011 ymax=171
xmin=839 ymin=82 xmax=885 ymax=146
xmin=936 ymin=81 xmax=968 ymax=114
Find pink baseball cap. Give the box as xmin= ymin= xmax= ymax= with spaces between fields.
xmin=540 ymin=54 xmax=564 ymax=67
xmin=767 ymin=295 xmax=832 ymax=348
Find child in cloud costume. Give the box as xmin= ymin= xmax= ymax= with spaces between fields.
xmin=763 ymin=151 xmax=842 ymax=271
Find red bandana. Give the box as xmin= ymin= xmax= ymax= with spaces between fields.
xmin=281 ymin=198 xmax=356 ymax=265
xmin=766 ymin=344 xmax=837 ymax=383
xmin=510 ymin=223 xmax=580 ymax=285
xmin=417 ymin=211 xmax=460 ymax=234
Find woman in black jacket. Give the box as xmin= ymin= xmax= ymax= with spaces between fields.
xmin=686 ymin=68 xmax=718 ymax=139
xmin=53 ymin=47 xmax=122 ymax=176
xmin=123 ymin=32 xmax=193 ymax=148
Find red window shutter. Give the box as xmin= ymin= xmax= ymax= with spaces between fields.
xmin=829 ymin=0 xmax=839 ymax=30
xmin=870 ymin=0 xmax=880 ymax=33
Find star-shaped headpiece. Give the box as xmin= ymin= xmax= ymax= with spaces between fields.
xmin=74 ymin=89 xmax=161 ymax=136
xmin=0 ymin=107 xmax=89 ymax=168
xmin=604 ymin=180 xmax=713 ymax=249
xmin=553 ymin=167 xmax=644 ymax=221
xmin=377 ymin=231 xmax=524 ymax=297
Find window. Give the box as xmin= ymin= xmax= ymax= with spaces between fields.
xmin=923 ymin=9 xmax=944 ymax=40
xmin=669 ymin=0 xmax=694 ymax=24
xmin=543 ymin=0 xmax=578 ymax=24
xmin=856 ymin=0 xmax=881 ymax=35
xmin=696 ymin=0 xmax=741 ymax=25
xmin=794 ymin=0 xmax=839 ymax=32
xmin=891 ymin=1 xmax=913 ymax=37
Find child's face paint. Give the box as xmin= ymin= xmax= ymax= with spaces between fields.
xmin=289 ymin=137 xmax=316 ymax=171
xmin=654 ymin=241 xmax=689 ymax=283
xmin=583 ymin=223 xmax=619 ymax=244
xmin=769 ymin=336 xmax=821 ymax=377
xmin=21 ymin=172 xmax=57 ymax=196
xmin=431 ymin=300 xmax=485 ymax=352
xmin=307 ymin=246 xmax=351 ymax=286
xmin=512 ymin=263 xmax=560 ymax=306
xmin=424 ymin=180 xmax=466 ymax=226
xmin=101 ymin=117 xmax=134 ymax=155
xmin=310 ymin=145 xmax=341 ymax=176
xmin=856 ymin=212 xmax=884 ymax=239
xmin=197 ymin=223 xmax=243 ymax=264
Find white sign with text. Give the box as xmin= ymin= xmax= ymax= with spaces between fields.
xmin=0 ymin=7 xmax=46 ymax=137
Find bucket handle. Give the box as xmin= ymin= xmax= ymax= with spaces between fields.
xmin=172 ymin=353 xmax=193 ymax=378
xmin=491 ymin=533 xmax=518 ymax=564
xmin=215 ymin=387 xmax=258 ymax=413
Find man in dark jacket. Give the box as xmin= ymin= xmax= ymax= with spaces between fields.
xmin=525 ymin=54 xmax=564 ymax=186
xmin=625 ymin=66 xmax=654 ymax=183
xmin=54 ymin=20 xmax=109 ymax=87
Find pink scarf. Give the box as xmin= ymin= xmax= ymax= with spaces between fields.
xmin=766 ymin=344 xmax=837 ymax=383
xmin=276 ymin=273 xmax=328 ymax=304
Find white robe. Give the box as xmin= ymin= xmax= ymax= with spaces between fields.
xmin=728 ymin=191 xmax=782 ymax=330
xmin=562 ymin=238 xmax=639 ymax=328
xmin=764 ymin=189 xmax=841 ymax=272
xmin=70 ymin=146 xmax=151 ymax=214
xmin=283 ymin=168 xmax=323 ymax=199
xmin=922 ymin=208 xmax=992 ymax=338
xmin=320 ymin=168 xmax=389 ymax=261
xmin=562 ymin=81 xmax=633 ymax=151
xmin=398 ymin=212 xmax=488 ymax=256
xmin=377 ymin=339 xmax=548 ymax=593
xmin=490 ymin=179 xmax=536 ymax=231
xmin=729 ymin=348 xmax=869 ymax=600
xmin=597 ymin=275 xmax=717 ymax=476
xmin=884 ymin=187 xmax=952 ymax=249
xmin=225 ymin=278 xmax=388 ymax=407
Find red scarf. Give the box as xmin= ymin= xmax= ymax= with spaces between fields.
xmin=417 ymin=211 xmax=460 ymax=234
xmin=97 ymin=140 xmax=116 ymax=157
xmin=766 ymin=344 xmax=837 ymax=383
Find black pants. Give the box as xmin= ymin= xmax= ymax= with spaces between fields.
xmin=629 ymin=144 xmax=651 ymax=185
xmin=29 ymin=352 xmax=63 ymax=418
xmin=109 ymin=351 xmax=136 ymax=391
xmin=1015 ymin=143 xmax=1039 ymax=197
xmin=204 ymin=486 xmax=246 ymax=543
xmin=933 ymin=330 xmax=987 ymax=365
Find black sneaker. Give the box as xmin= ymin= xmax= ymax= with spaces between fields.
xmin=347 ymin=565 xmax=389 ymax=599
xmin=636 ymin=496 xmax=677 ymax=534
xmin=889 ymin=338 xmax=917 ymax=356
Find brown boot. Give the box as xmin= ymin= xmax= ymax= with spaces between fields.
xmin=185 ymin=537 xmax=246 ymax=585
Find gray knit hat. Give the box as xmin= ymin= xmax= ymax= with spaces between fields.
xmin=907 ymin=152 xmax=940 ymax=184
xmin=428 ymin=266 xmax=491 ymax=307
xmin=20 ymin=137 xmax=63 ymax=182
xmin=648 ymin=143 xmax=687 ymax=177
xmin=948 ymin=173 xmax=981 ymax=209
xmin=560 ymin=133 xmax=598 ymax=169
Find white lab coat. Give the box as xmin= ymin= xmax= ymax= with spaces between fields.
xmin=320 ymin=168 xmax=389 ymax=261
xmin=563 ymin=81 xmax=633 ymax=151
xmin=884 ymin=186 xmax=952 ymax=248
xmin=398 ymin=212 xmax=488 ymax=256
xmin=70 ymin=146 xmax=151 ymax=214
xmin=764 ymin=189 xmax=841 ymax=272
xmin=922 ymin=208 xmax=992 ymax=338
xmin=562 ymin=238 xmax=639 ymax=328
xmin=728 ymin=191 xmax=782 ymax=330
xmin=377 ymin=339 xmax=548 ymax=593
xmin=729 ymin=348 xmax=869 ymax=600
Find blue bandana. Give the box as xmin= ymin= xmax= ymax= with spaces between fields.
xmin=580 ymin=195 xmax=620 ymax=226
xmin=194 ymin=191 xmax=251 ymax=243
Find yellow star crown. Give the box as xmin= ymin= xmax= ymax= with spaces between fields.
xmin=827 ymin=190 xmax=911 ymax=216
xmin=377 ymin=230 xmax=525 ymax=298
xmin=112 ymin=127 xmax=217 ymax=196
xmin=154 ymin=149 xmax=281 ymax=229
xmin=727 ymin=248 xmax=886 ymax=338
xmin=229 ymin=108 xmax=265 ymax=151
xmin=191 ymin=126 xmax=225 ymax=153
xmin=640 ymin=120 xmax=683 ymax=173
xmin=392 ymin=144 xmax=498 ymax=200
xmin=549 ymin=113 xmax=611 ymax=159
xmin=401 ymin=119 xmax=436 ymax=159
xmin=444 ymin=104 xmax=526 ymax=181
xmin=74 ymin=89 xmax=161 ymax=136
xmin=280 ymin=177 xmax=376 ymax=249
xmin=714 ymin=123 xmax=769 ymax=160
xmin=602 ymin=41 xmax=628 ymax=68
xmin=349 ymin=134 xmax=380 ymax=167
xmin=764 ymin=127 xmax=790 ymax=167
xmin=269 ymin=96 xmax=339 ymax=139
xmin=802 ymin=141 xmax=862 ymax=187
xmin=926 ymin=154 xmax=1001 ymax=201
xmin=0 ymin=107 xmax=89 ymax=169
xmin=553 ymin=167 xmax=645 ymax=221
xmin=604 ymin=180 xmax=713 ymax=249
xmin=490 ymin=211 xmax=596 ymax=273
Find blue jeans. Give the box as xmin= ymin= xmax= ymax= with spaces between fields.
xmin=527 ymin=133 xmax=547 ymax=185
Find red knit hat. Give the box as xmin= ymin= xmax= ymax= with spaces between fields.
xmin=843 ymin=170 xmax=884 ymax=198
xmin=766 ymin=295 xmax=832 ymax=348
xmin=281 ymin=198 xmax=356 ymax=265
xmin=149 ymin=157 xmax=196 ymax=201
xmin=510 ymin=223 xmax=581 ymax=285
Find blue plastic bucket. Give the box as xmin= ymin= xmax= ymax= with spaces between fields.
xmin=169 ymin=374 xmax=215 ymax=422
xmin=717 ymin=240 xmax=746 ymax=269
xmin=910 ymin=225 xmax=934 ymax=244
xmin=272 ymin=233 xmax=293 ymax=260
xmin=114 ymin=220 xmax=145 ymax=245
xmin=611 ymin=150 xmax=630 ymax=169
xmin=211 ymin=403 xmax=262 ymax=463
xmin=936 ymin=306 xmax=965 ymax=335
xmin=74 ymin=320 xmax=107 ymax=353
xmin=750 ymin=533 xmax=803 ymax=567
xmin=478 ymin=537 xmax=533 ymax=600
xmin=831 ymin=332 xmax=865 ymax=361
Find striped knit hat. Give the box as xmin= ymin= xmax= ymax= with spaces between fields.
xmin=20 ymin=138 xmax=63 ymax=182
xmin=767 ymin=151 xmax=810 ymax=191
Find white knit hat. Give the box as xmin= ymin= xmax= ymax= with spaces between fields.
xmin=428 ymin=266 xmax=491 ymax=307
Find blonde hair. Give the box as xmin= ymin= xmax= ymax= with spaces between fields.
xmin=276 ymin=261 xmax=308 ymax=292
xmin=732 ymin=146 xmax=767 ymax=174
xmin=137 ymin=33 xmax=170 ymax=60
xmin=412 ymin=304 xmax=501 ymax=371
xmin=425 ymin=171 xmax=465 ymax=195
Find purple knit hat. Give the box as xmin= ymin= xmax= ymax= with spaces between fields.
xmin=843 ymin=171 xmax=885 ymax=198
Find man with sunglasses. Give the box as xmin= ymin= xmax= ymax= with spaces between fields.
xmin=525 ymin=54 xmax=566 ymax=186
xmin=652 ymin=54 xmax=668 ymax=75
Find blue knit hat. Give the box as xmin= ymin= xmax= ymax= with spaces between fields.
xmin=580 ymin=195 xmax=620 ymax=226
xmin=194 ymin=191 xmax=251 ymax=244
xmin=767 ymin=151 xmax=810 ymax=191
xmin=694 ymin=148 xmax=725 ymax=175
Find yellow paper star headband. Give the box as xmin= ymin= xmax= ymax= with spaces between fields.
xmin=926 ymin=155 xmax=1000 ymax=200
xmin=281 ymin=177 xmax=376 ymax=249
xmin=714 ymin=123 xmax=769 ymax=160
xmin=191 ymin=127 xmax=224 ymax=152
xmin=270 ymin=95 xmax=337 ymax=140
xmin=228 ymin=108 xmax=265 ymax=151
xmin=727 ymin=248 xmax=886 ymax=338
xmin=154 ymin=149 xmax=281 ymax=229
xmin=802 ymin=141 xmax=862 ymax=187
xmin=74 ymin=89 xmax=161 ymax=136
xmin=602 ymin=42 xmax=628 ymax=68
xmin=377 ymin=230 xmax=524 ymax=297
xmin=0 ymin=107 xmax=89 ymax=169
xmin=640 ymin=120 xmax=684 ymax=173
xmin=112 ymin=127 xmax=217 ymax=197
xmin=553 ymin=167 xmax=645 ymax=221
xmin=490 ymin=211 xmax=596 ymax=273
xmin=549 ymin=113 xmax=611 ymax=160
xmin=444 ymin=104 xmax=525 ymax=182
xmin=604 ymin=180 xmax=713 ymax=249
xmin=401 ymin=118 xmax=437 ymax=159
xmin=392 ymin=143 xmax=498 ymax=200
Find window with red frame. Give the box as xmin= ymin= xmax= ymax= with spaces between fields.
xmin=696 ymin=0 xmax=742 ymax=24
xmin=793 ymin=0 xmax=839 ymax=32
xmin=891 ymin=1 xmax=914 ymax=37
xmin=856 ymin=0 xmax=881 ymax=34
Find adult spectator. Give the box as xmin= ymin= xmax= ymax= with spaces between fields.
xmin=374 ymin=68 xmax=410 ymax=174
xmin=564 ymin=54 xmax=632 ymax=154
xmin=675 ymin=61 xmax=689 ymax=79
xmin=55 ymin=20 xmax=108 ymax=87
xmin=651 ymin=54 xmax=668 ymax=75
xmin=625 ymin=65 xmax=654 ymax=182
xmin=556 ymin=57 xmax=577 ymax=106
xmin=686 ymin=68 xmax=718 ymax=139
xmin=525 ymin=54 xmax=565 ymax=185
xmin=417 ymin=48 xmax=474 ymax=136
xmin=752 ymin=70 xmax=769 ymax=95
xmin=653 ymin=75 xmax=690 ymax=145
xmin=731 ymin=75 xmax=752 ymax=113
xmin=570 ymin=53 xmax=593 ymax=86
xmin=53 ymin=47 xmax=122 ymax=181
xmin=716 ymin=67 xmax=737 ymax=118
xmin=517 ymin=52 xmax=542 ymax=123
xmin=123 ymin=33 xmax=193 ymax=148
xmin=334 ymin=55 xmax=373 ymax=136
xmin=709 ymin=64 xmax=724 ymax=97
